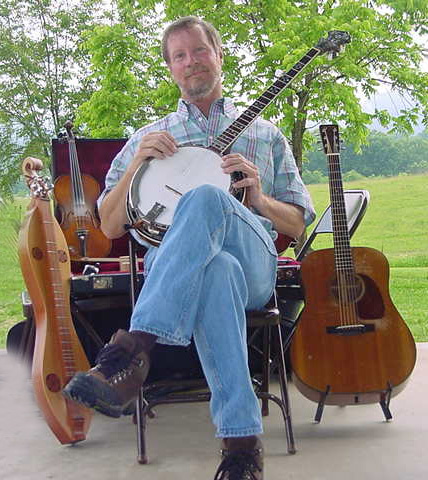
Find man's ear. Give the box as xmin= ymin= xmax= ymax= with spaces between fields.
xmin=219 ymin=48 xmax=224 ymax=63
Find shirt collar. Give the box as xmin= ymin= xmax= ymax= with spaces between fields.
xmin=177 ymin=97 xmax=237 ymax=120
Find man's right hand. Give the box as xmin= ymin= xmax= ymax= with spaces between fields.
xmin=129 ymin=131 xmax=179 ymax=174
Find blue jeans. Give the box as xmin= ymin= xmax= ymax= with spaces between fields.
xmin=130 ymin=185 xmax=278 ymax=438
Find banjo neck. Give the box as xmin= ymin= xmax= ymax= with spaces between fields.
xmin=209 ymin=36 xmax=339 ymax=154
xmin=127 ymin=31 xmax=351 ymax=246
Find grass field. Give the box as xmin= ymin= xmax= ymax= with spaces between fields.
xmin=0 ymin=173 xmax=427 ymax=347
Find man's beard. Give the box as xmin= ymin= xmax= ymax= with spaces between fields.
xmin=181 ymin=68 xmax=222 ymax=101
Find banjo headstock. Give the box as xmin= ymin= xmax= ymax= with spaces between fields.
xmin=316 ymin=31 xmax=351 ymax=56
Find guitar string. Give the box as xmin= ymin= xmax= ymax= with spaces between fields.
xmin=329 ymin=151 xmax=358 ymax=327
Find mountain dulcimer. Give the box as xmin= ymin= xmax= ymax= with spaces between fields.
xmin=18 ymin=157 xmax=92 ymax=443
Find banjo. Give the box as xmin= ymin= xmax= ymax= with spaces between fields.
xmin=127 ymin=30 xmax=351 ymax=246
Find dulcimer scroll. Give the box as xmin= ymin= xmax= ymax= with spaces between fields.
xmin=18 ymin=157 xmax=92 ymax=444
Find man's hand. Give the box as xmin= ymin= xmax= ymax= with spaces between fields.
xmin=221 ymin=153 xmax=264 ymax=210
xmin=129 ymin=131 xmax=179 ymax=174
xmin=221 ymin=152 xmax=305 ymax=238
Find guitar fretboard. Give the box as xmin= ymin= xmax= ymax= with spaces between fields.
xmin=327 ymin=152 xmax=355 ymax=274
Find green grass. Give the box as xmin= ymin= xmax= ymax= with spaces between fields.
xmin=306 ymin=174 xmax=428 ymax=267
xmin=0 ymin=173 xmax=427 ymax=347
xmin=304 ymin=173 xmax=428 ymax=341
xmin=0 ymin=199 xmax=26 ymax=347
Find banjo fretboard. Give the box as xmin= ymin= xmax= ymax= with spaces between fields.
xmin=209 ymin=47 xmax=321 ymax=154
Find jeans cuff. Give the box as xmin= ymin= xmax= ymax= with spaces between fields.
xmin=216 ymin=426 xmax=264 ymax=438
xmin=129 ymin=325 xmax=191 ymax=347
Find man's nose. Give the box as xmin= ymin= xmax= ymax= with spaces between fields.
xmin=185 ymin=52 xmax=199 ymax=65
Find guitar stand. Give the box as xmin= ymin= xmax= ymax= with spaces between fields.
xmin=314 ymin=385 xmax=330 ymax=423
xmin=379 ymin=382 xmax=393 ymax=421
xmin=314 ymin=382 xmax=394 ymax=423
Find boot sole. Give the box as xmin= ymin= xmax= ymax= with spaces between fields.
xmin=62 ymin=372 xmax=124 ymax=418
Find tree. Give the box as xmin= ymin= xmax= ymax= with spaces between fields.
xmin=78 ymin=0 xmax=428 ymax=172
xmin=305 ymin=130 xmax=428 ymax=178
xmin=0 ymin=0 xmax=99 ymax=166
xmin=0 ymin=124 xmax=25 ymax=199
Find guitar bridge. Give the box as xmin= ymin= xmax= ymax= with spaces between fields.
xmin=326 ymin=323 xmax=375 ymax=336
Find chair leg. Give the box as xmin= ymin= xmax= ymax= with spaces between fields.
xmin=136 ymin=389 xmax=148 ymax=464
xmin=275 ymin=324 xmax=296 ymax=454
xmin=261 ymin=325 xmax=271 ymax=416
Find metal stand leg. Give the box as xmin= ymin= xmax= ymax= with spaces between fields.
xmin=127 ymin=237 xmax=149 ymax=464
xmin=315 ymin=385 xmax=330 ymax=423
xmin=275 ymin=325 xmax=296 ymax=454
xmin=136 ymin=390 xmax=148 ymax=464
xmin=261 ymin=325 xmax=271 ymax=416
xmin=379 ymin=383 xmax=393 ymax=421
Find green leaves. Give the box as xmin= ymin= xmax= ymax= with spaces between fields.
xmin=0 ymin=0 xmax=427 ymax=195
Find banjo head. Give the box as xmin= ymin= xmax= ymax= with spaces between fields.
xmin=127 ymin=146 xmax=232 ymax=243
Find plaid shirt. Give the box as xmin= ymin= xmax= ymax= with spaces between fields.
xmin=99 ymin=97 xmax=315 ymax=238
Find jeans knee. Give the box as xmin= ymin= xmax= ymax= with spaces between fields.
xmin=179 ymin=184 xmax=229 ymax=214
xmin=191 ymin=184 xmax=228 ymax=202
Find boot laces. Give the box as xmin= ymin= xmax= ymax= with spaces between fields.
xmin=214 ymin=450 xmax=262 ymax=480
xmin=94 ymin=344 xmax=133 ymax=379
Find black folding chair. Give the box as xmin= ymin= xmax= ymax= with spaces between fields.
xmin=128 ymin=188 xmax=370 ymax=463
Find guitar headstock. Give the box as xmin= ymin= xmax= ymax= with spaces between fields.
xmin=316 ymin=31 xmax=351 ymax=56
xmin=320 ymin=124 xmax=340 ymax=155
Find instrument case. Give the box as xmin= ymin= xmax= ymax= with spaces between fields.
xmin=9 ymin=137 xmax=302 ymax=381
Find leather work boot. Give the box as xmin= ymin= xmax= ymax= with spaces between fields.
xmin=63 ymin=329 xmax=150 ymax=418
xmin=214 ymin=436 xmax=263 ymax=479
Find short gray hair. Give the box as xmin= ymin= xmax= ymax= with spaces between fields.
xmin=162 ymin=16 xmax=222 ymax=64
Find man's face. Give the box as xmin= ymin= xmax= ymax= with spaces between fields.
xmin=166 ymin=25 xmax=223 ymax=101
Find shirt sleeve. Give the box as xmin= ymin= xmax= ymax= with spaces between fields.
xmin=96 ymin=134 xmax=140 ymax=210
xmin=271 ymin=129 xmax=316 ymax=227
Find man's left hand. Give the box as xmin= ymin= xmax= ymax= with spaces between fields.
xmin=221 ymin=153 xmax=265 ymax=210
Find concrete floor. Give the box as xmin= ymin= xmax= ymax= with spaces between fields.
xmin=1 ymin=344 xmax=427 ymax=480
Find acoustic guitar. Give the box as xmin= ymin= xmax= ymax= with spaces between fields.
xmin=290 ymin=124 xmax=416 ymax=419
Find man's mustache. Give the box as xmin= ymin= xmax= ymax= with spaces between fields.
xmin=185 ymin=68 xmax=209 ymax=78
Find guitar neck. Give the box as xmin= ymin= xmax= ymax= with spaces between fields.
xmin=209 ymin=46 xmax=322 ymax=154
xmin=327 ymin=152 xmax=354 ymax=273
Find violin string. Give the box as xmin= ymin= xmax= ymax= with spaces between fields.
xmin=69 ymin=138 xmax=86 ymax=230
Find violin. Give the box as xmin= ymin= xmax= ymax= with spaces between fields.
xmin=18 ymin=157 xmax=92 ymax=443
xmin=54 ymin=121 xmax=111 ymax=260
xmin=290 ymin=125 xmax=416 ymax=418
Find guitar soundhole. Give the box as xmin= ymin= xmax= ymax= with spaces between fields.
xmin=331 ymin=274 xmax=365 ymax=304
